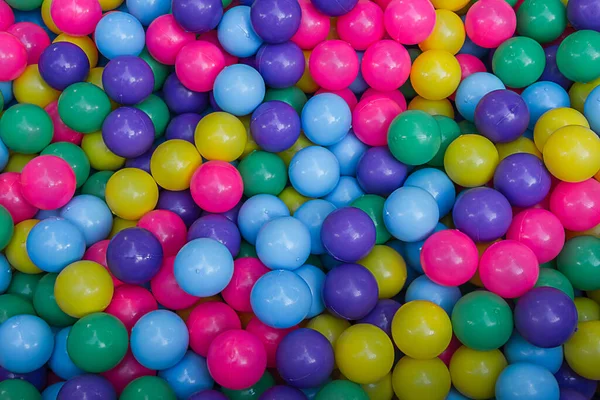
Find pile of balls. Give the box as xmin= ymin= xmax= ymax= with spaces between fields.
xmin=0 ymin=0 xmax=600 ymax=398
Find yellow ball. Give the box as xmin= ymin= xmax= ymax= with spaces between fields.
xmin=41 ymin=0 xmax=61 ymax=34
xmin=279 ymin=186 xmax=310 ymax=215
xmin=566 ymin=223 xmax=600 ymax=241
xmin=239 ymin=115 xmax=260 ymax=158
xmin=391 ymin=300 xmax=452 ymax=359
xmin=419 ymin=10 xmax=465 ymax=55
xmin=13 ymin=65 xmax=60 ymax=108
xmin=496 ymin=136 xmax=542 ymax=161
xmin=307 ymin=314 xmax=351 ymax=347
xmin=392 ymin=357 xmax=451 ymax=400
xmin=408 ymin=96 xmax=455 ymax=118
xmin=98 ymin=0 xmax=123 ymax=11
xmin=297 ymin=51 xmax=319 ymax=94
xmin=575 ymin=297 xmax=600 ymax=322
xmin=444 ymin=134 xmax=499 ymax=187
xmin=195 ymin=112 xmax=247 ymax=162
xmin=151 ymin=140 xmax=202 ymax=191
xmin=278 ymin=134 xmax=314 ymax=167
xmin=358 ymin=245 xmax=407 ymax=299
xmin=410 ymin=50 xmax=461 ymax=101
xmin=86 ymin=67 xmax=104 ymax=89
xmin=5 ymin=219 xmax=42 ymax=274
xmin=569 ymin=77 xmax=600 ymax=113
xmin=106 ymin=168 xmax=159 ymax=220
xmin=431 ymin=0 xmax=471 ymax=11
xmin=54 ymin=34 xmax=98 ymax=68
xmin=533 ymin=108 xmax=589 ymax=152
xmin=543 ymin=125 xmax=600 ymax=182
xmin=449 ymin=346 xmax=507 ymax=400
xmin=362 ymin=373 xmax=394 ymax=400
xmin=54 ymin=260 xmax=114 ymax=318
xmin=4 ymin=153 xmax=37 ymax=173
xmin=335 ymin=324 xmax=395 ymax=385
xmin=564 ymin=321 xmax=600 ymax=380
xmin=81 ymin=132 xmax=126 ymax=171
xmin=109 ymin=217 xmax=138 ymax=238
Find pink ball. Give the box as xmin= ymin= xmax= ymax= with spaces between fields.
xmin=102 ymin=350 xmax=155 ymax=394
xmin=105 ymin=284 xmax=158 ymax=332
xmin=479 ymin=240 xmax=540 ymax=299
xmin=50 ymin=0 xmax=102 ymax=36
xmin=138 ymin=210 xmax=187 ymax=257
xmin=438 ymin=335 xmax=461 ymax=367
xmin=221 ymin=257 xmax=270 ymax=313
xmin=373 ymin=0 xmax=393 ymax=9
xmin=146 ymin=15 xmax=195 ymax=66
xmin=207 ymin=329 xmax=267 ymax=390
xmin=187 ymin=302 xmax=241 ymax=357
xmin=84 ymin=240 xmax=124 ymax=287
xmin=20 ymin=155 xmax=76 ymax=210
xmin=361 ymin=39 xmax=410 ymax=91
xmin=190 ymin=160 xmax=244 ymax=214
xmin=384 ymin=0 xmax=436 ymax=45
xmin=456 ymin=54 xmax=487 ymax=78
xmin=0 ymin=32 xmax=27 ymax=81
xmin=291 ymin=0 xmax=330 ymax=50
xmin=506 ymin=209 xmax=565 ymax=264
xmin=45 ymin=101 xmax=83 ymax=145
xmin=0 ymin=172 xmax=38 ymax=224
xmin=0 ymin=0 xmax=15 ymax=31
xmin=352 ymin=96 xmax=402 ymax=146
xmin=361 ymin=88 xmax=407 ymax=110
xmin=197 ymin=30 xmax=238 ymax=67
xmin=421 ymin=229 xmax=479 ymax=286
xmin=337 ymin=0 xmax=385 ymax=51
xmin=6 ymin=22 xmax=50 ymax=65
xmin=309 ymin=40 xmax=359 ymax=91
xmin=465 ymin=0 xmax=516 ymax=49
xmin=246 ymin=317 xmax=298 ymax=368
xmin=315 ymin=87 xmax=358 ymax=111
xmin=550 ymin=179 xmax=600 ymax=232
xmin=150 ymin=257 xmax=198 ymax=310
xmin=176 ymin=40 xmax=226 ymax=93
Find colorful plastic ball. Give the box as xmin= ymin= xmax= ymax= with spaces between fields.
xmin=405 ymin=276 xmax=460 ymax=316
xmin=495 ymin=362 xmax=560 ymax=400
xmin=494 ymin=153 xmax=552 ymax=208
xmin=53 ymin=34 xmax=98 ymax=69
xmin=563 ymin=320 xmax=600 ymax=380
xmin=517 ymin=0 xmax=567 ymax=44
xmin=38 ymin=42 xmax=89 ymax=91
xmin=289 ymin=146 xmax=340 ymax=197
xmin=357 ymin=244 xmax=406 ymax=298
xmin=256 ymin=42 xmax=304 ymax=89
xmin=383 ymin=0 xmax=435 ymax=45
xmin=237 ymin=195 xmax=289 ymax=246
xmin=250 ymin=0 xmax=301 ymax=44
xmin=156 ymin=190 xmax=201 ymax=228
xmin=308 ymin=40 xmax=358 ymax=91
xmin=163 ymin=73 xmax=210 ymax=115
xmin=392 ymin=357 xmax=450 ymax=400
xmin=292 ymin=200 xmax=334 ymax=255
xmin=50 ymin=0 xmax=101 ymax=36
xmin=419 ymin=9 xmax=465 ymax=55
xmin=170 ymin=0 xmax=220 ymax=34
xmin=254 ymin=216 xmax=309 ymax=270
xmin=475 ymin=90 xmax=530 ymax=143
xmin=158 ymin=351 xmax=214 ymax=399
xmin=187 ymin=215 xmax=240 ymax=257
xmin=554 ymin=363 xmax=596 ymax=399
xmin=107 ymin=227 xmax=163 ymax=285
xmin=310 ymin=0 xmax=357 ymax=17
xmin=4 ymin=219 xmax=41 ymax=274
xmin=176 ymin=41 xmax=225 ymax=93
xmin=352 ymin=195 xmax=391 ymax=245
xmin=421 ymin=229 xmax=478 ymax=286
xmin=165 ymin=113 xmax=201 ymax=144
xmin=361 ymin=40 xmax=411 ymax=92
xmin=220 ymin=258 xmax=267 ymax=312
xmin=190 ymin=161 xmax=243 ymax=213
xmin=57 ymin=82 xmax=110 ymax=134
xmin=388 ymin=110 xmax=441 ymax=166
xmin=0 ymin=32 xmax=27 ymax=81
xmin=557 ymin=236 xmax=600 ymax=291
xmin=456 ymin=72 xmax=506 ymax=121
xmin=336 ymin=0 xmax=383 ymax=50
xmin=445 ymin=134 xmax=500 ymax=187
xmin=355 ymin=147 xmax=408 ymax=197
xmin=217 ymin=5 xmax=263 ymax=58
xmin=557 ymin=30 xmax=600 ymax=83
xmin=0 ymin=315 xmax=53 ymax=374
xmin=102 ymin=56 xmax=153 ymax=105
xmin=410 ymin=50 xmax=461 ymax=100
xmin=149 ymin=257 xmax=196 ymax=310
xmin=504 ymin=332 xmax=563 ymax=374
xmin=57 ymin=375 xmax=117 ymax=400
xmin=20 ymin=155 xmax=76 ymax=211
xmin=101 ymin=107 xmax=155 ymax=159
xmin=248 ymin=102 xmax=299 ymax=153
xmin=543 ymin=125 xmax=600 ymax=183
xmin=383 ymin=186 xmax=439 ymax=242
xmin=0 ymin=104 xmax=53 ymax=155
xmin=213 ymin=64 xmax=265 ymax=116
xmin=507 ymin=209 xmax=565 ymax=264
xmin=149 ymin=140 xmax=201 ymax=191
xmin=320 ymin=207 xmax=375 ymax=263
xmin=41 ymin=141 xmax=90 ymax=188
xmin=567 ymin=0 xmax=600 ymax=32
xmin=125 ymin=0 xmax=170 ymax=25
xmin=102 ymin=351 xmax=155 ymax=394
xmin=523 ymin=81 xmax=571 ymax=130
xmin=465 ymin=0 xmax=516 ymax=48
xmin=144 ymin=17 xmax=192 ymax=66
xmin=290 ymin=0 xmax=329 ymax=50
xmin=449 ymin=347 xmax=508 ymax=400
xmin=7 ymin=22 xmax=51 ymax=65
xmin=0 ymin=0 xmax=14 ymax=29
xmin=492 ymin=36 xmax=546 ymax=88
xmin=13 ymin=64 xmax=61 ymax=108
xmin=105 ymin=168 xmax=158 ymax=220
xmin=550 ymin=180 xmax=600 ymax=232
xmin=185 ymin=302 xmax=240 ymax=359
xmin=404 ymin=167 xmax=456 ymax=217
xmin=352 ymin=97 xmax=402 ymax=147
xmin=94 ymin=12 xmax=145 ymax=59
xmin=104 ymin=285 xmax=156 ymax=333
xmin=322 ymin=263 xmax=378 ymax=320
xmin=301 ymin=93 xmax=350 ymax=146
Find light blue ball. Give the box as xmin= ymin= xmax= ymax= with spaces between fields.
xmin=174 ymin=238 xmax=234 ymax=297
xmin=130 ymin=310 xmax=189 ymax=370
xmin=0 ymin=137 xmax=8 ymax=171
xmin=521 ymin=81 xmax=570 ymax=130
xmin=237 ymin=194 xmax=290 ymax=245
xmin=405 ymin=275 xmax=461 ymax=315
xmin=26 ymin=217 xmax=86 ymax=273
xmin=48 ymin=327 xmax=84 ymax=380
xmin=213 ymin=64 xmax=266 ymax=116
xmin=503 ymin=332 xmax=563 ymax=374
xmin=323 ymin=176 xmax=364 ymax=208
xmin=0 ymin=81 xmax=13 ymax=105
xmin=0 ymin=315 xmax=54 ymax=373
xmin=256 ymin=216 xmax=311 ymax=270
xmin=327 ymin=130 xmax=368 ymax=177
xmin=60 ymin=195 xmax=113 ymax=246
xmin=35 ymin=209 xmax=61 ymax=220
xmin=404 ymin=168 xmax=456 ymax=217
xmin=584 ymin=86 xmax=600 ymax=135
xmin=294 ymin=199 xmax=336 ymax=255
xmin=217 ymin=6 xmax=263 ymax=58
xmin=94 ymin=12 xmax=145 ymax=59
xmin=295 ymin=264 xmax=326 ymax=318
xmin=383 ymin=186 xmax=439 ymax=243
xmin=158 ymin=351 xmax=214 ymax=399
xmin=301 ymin=93 xmax=351 ymax=146
xmin=289 ymin=146 xmax=340 ymax=198
xmin=495 ymin=363 xmax=560 ymax=400
xmin=126 ymin=0 xmax=170 ymax=26
xmin=456 ymin=72 xmax=505 ymax=122
xmin=42 ymin=382 xmax=65 ymax=400
xmin=250 ymin=269 xmax=312 ymax=329
xmin=403 ymin=222 xmax=447 ymax=273
xmin=0 ymin=254 xmax=11 ymax=294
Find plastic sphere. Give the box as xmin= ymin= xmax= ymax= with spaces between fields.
xmin=106 ymin=228 xmax=162 ymax=286
xmin=0 ymin=104 xmax=53 ymax=155
xmin=444 ymin=134 xmax=500 ymax=187
xmin=0 ymin=293 xmax=36 ymax=325
xmin=5 ymin=219 xmax=41 ymax=274
xmin=355 ymin=147 xmax=409 ymax=197
xmin=504 ymin=332 xmax=563 ymax=374
xmin=543 ymin=125 xmax=600 ymax=183
xmin=0 ymin=0 xmax=14 ymax=29
xmin=250 ymin=101 xmax=300 ymax=153
xmin=57 ymin=375 xmax=117 ymax=399
xmin=383 ymin=186 xmax=439 ymax=242
xmin=361 ymin=40 xmax=411 ymax=91
xmin=384 ymin=0 xmax=435 ymax=45
xmin=405 ymin=276 xmax=461 ymax=315
xmin=554 ymin=362 xmax=596 ymax=399
xmin=176 ymin=41 xmax=225 ymax=93
xmin=94 ymin=12 xmax=145 ymax=59
xmin=0 ymin=315 xmax=53 ymax=373
xmin=163 ymin=73 xmax=210 ymax=115
xmin=550 ymin=180 xmax=600 ymax=233
xmin=220 ymin=258 xmax=267 ymax=312
xmin=522 ymin=81 xmax=570 ymax=130
xmin=517 ymin=0 xmax=566 ymax=44
xmin=7 ymin=22 xmax=51 ymax=65
xmin=290 ymin=0 xmax=330 ymax=50
xmin=102 ymin=56 xmax=153 ymax=105
xmin=558 ymin=236 xmax=600 ymax=291
xmin=392 ymin=357 xmax=451 ymax=400
xmin=213 ymin=64 xmax=265 ymax=116
xmin=195 ymin=112 xmax=246 ymax=162
xmin=404 ymin=167 xmax=456 ymax=217
xmin=337 ymin=0 xmax=384 ymax=50
xmin=157 ymin=351 xmax=213 ymax=399
xmin=557 ymin=30 xmax=600 ymax=83
xmin=20 ymin=155 xmax=76 ymax=210
xmin=237 ymin=195 xmax=290 ymax=246
xmin=322 ymin=263 xmax=378 ymax=320
xmin=291 ymin=200 xmax=333 ymax=255
xmin=352 ymin=195 xmax=391 ymax=245
xmin=310 ymin=0 xmax=357 ymax=17
xmin=256 ymin=42 xmax=304 ymax=89
xmin=105 ymin=168 xmax=158 ymax=221
xmin=465 ymin=0 xmax=516 ymax=48
xmin=137 ymin=212 xmax=186 ymax=258
xmin=492 ymin=36 xmax=546 ymax=88
xmin=190 ymin=161 xmax=243 ymax=213
xmin=308 ymin=40 xmax=358 ymax=91
xmin=574 ymin=297 xmax=600 ymax=322
xmin=217 ymin=6 xmax=262 ymax=58
xmin=250 ymin=0 xmax=301 ymax=44
xmin=507 ymin=209 xmax=565 ymax=264
xmin=38 ymin=43 xmax=89 ymax=91
xmin=563 ymin=320 xmax=600 ymax=380
xmin=289 ymin=146 xmax=340 ymax=198
xmin=13 ymin=64 xmax=60 ymax=108
xmin=186 ymin=302 xmax=241 ymax=357
xmin=57 ymin=82 xmax=111 ymax=134
xmin=410 ymin=50 xmax=461 ymax=101
xmin=254 ymin=216 xmax=310 ymax=269
xmin=321 ymin=207 xmax=375 ymax=262
xmin=419 ymin=9 xmax=465 ymax=55
xmin=495 ymin=362 xmax=560 ymax=400
xmin=149 ymin=140 xmax=201 ymax=191
xmin=352 ymin=97 xmax=402 ymax=147
xmin=357 ymin=245 xmax=406 ymax=299
xmin=50 ymin=0 xmax=101 ymax=36
xmin=456 ymin=72 xmax=506 ymax=122
xmin=494 ymin=153 xmax=552 ymax=208
xmin=475 ymin=90 xmax=530 ymax=143
xmin=41 ymin=141 xmax=90 ymax=188
xmin=0 ymin=31 xmax=28 ymax=81
xmin=149 ymin=257 xmax=196 ymax=310
xmin=449 ymin=347 xmax=507 ymax=400
xmin=301 ymin=93 xmax=350 ymax=146
xmin=0 ymin=380 xmax=42 ymax=400
xmin=421 ymin=229 xmax=478 ymax=286
xmin=144 ymin=17 xmax=192 ymax=66
xmin=102 ymin=107 xmax=155 ymax=159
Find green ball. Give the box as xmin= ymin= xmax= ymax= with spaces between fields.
xmin=222 ymin=0 xmax=232 ymax=6
xmin=0 ymin=205 xmax=14 ymax=251
xmin=492 ymin=36 xmax=546 ymax=88
xmin=400 ymin=48 xmax=422 ymax=101
xmin=451 ymin=291 xmax=513 ymax=351
xmin=0 ymin=104 xmax=53 ymax=154
xmin=81 ymin=171 xmax=114 ymax=201
xmin=557 ymin=235 xmax=600 ymax=291
xmin=0 ymin=91 xmax=4 ymax=111
xmin=67 ymin=312 xmax=129 ymax=373
xmin=517 ymin=0 xmax=567 ymax=44
xmin=33 ymin=273 xmax=77 ymax=327
xmin=237 ymin=240 xmax=257 ymax=259
xmin=388 ymin=110 xmax=441 ymax=166
xmin=120 ymin=376 xmax=176 ymax=400
xmin=534 ymin=268 xmax=574 ymax=299
xmin=315 ymin=381 xmax=369 ymax=400
xmin=7 ymin=272 xmax=42 ymax=302
xmin=41 ymin=142 xmax=91 ymax=188
xmin=557 ymin=30 xmax=600 ymax=83
xmin=351 ymin=194 xmax=391 ymax=245
xmin=222 ymin=371 xmax=275 ymax=400
xmin=5 ymin=0 xmax=42 ymax=10
xmin=135 ymin=94 xmax=170 ymax=138
xmin=0 ymin=379 xmax=41 ymax=400
xmin=238 ymin=151 xmax=287 ymax=197
xmin=58 ymin=82 xmax=111 ymax=134
xmin=428 ymin=116 xmax=461 ymax=167
xmin=0 ymin=294 xmax=36 ymax=324
xmin=140 ymin=48 xmax=171 ymax=92
xmin=264 ymin=87 xmax=308 ymax=115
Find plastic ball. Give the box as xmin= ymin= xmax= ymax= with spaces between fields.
xmin=504 ymin=332 xmax=563 ymax=374
xmin=543 ymin=125 xmax=600 ymax=183
xmin=388 ymin=110 xmax=441 ymax=165
xmin=5 ymin=219 xmax=41 ymax=274
xmin=26 ymin=217 xmax=85 ymax=273
xmin=186 ymin=302 xmax=241 ymax=358
xmin=404 ymin=167 xmax=456 ymax=217
xmin=213 ymin=64 xmax=265 ymax=116
xmin=102 ymin=107 xmax=155 ymax=159
xmin=392 ymin=357 xmax=451 ymax=400
xmin=41 ymin=141 xmax=90 ymax=188
xmin=187 ymin=214 xmax=241 ymax=257
xmin=322 ymin=263 xmax=378 ymax=320
xmin=250 ymin=0 xmax=301 ymax=44
xmin=256 ymin=42 xmax=304 ymax=88
xmin=13 ymin=64 xmax=61 ymax=108
xmin=163 ymin=73 xmax=210 ymax=114
xmin=518 ymin=0 xmax=567 ymax=44
xmin=38 ymin=42 xmax=89 ymax=91
xmin=103 ymin=56 xmax=153 ymax=105
xmin=419 ymin=9 xmax=465 ymax=55
xmin=507 ymin=209 xmax=565 ymax=264
xmin=352 ymin=195 xmax=392 ymax=245
xmin=557 ymin=30 xmax=600 ymax=83
xmin=159 ymin=351 xmax=214 ymax=399
xmin=293 ymin=200 xmax=334 ymax=255
xmin=7 ymin=22 xmax=51 ymax=65
xmin=218 ymin=5 xmax=263 ymax=58
xmin=0 ymin=315 xmax=53 ymax=374
xmin=384 ymin=0 xmax=435 ymax=45
xmin=456 ymin=72 xmax=506 ymax=122
xmin=449 ymin=347 xmax=508 ymax=400
xmin=94 ymin=12 xmax=145 ymax=59
xmin=301 ymin=93 xmax=350 ymax=146
xmin=105 ymin=168 xmax=158 ymax=220
xmin=475 ymin=90 xmax=530 ymax=143
xmin=355 ymin=147 xmax=408 ymax=197
xmin=557 ymin=235 xmax=600 ymax=291
xmin=176 ymin=41 xmax=225 ymax=93
xmin=405 ymin=276 xmax=460 ymax=315
xmin=523 ymin=81 xmax=571 ymax=130
xmin=170 ymin=0 xmax=221 ymax=34
xmin=357 ymin=245 xmax=406 ymax=299
xmin=149 ymin=257 xmax=196 ymax=310
xmin=107 ymin=227 xmax=163 ymax=285
xmin=567 ymin=0 xmax=600 ymax=31
xmin=444 ymin=134 xmax=500 ymax=187
xmin=126 ymin=0 xmax=170 ymax=25
xmin=563 ymin=320 xmax=600 ymax=380
xmin=494 ymin=153 xmax=552 ymax=208
xmin=0 ymin=104 xmax=53 ymax=155
xmin=383 ymin=186 xmax=439 ymax=242
xmin=310 ymin=0 xmax=357 ymax=17
xmin=190 ymin=161 xmax=243 ymax=213
xmin=352 ymin=97 xmax=402 ymax=147
xmin=361 ymin=40 xmax=411 ymax=92
xmin=410 ymin=50 xmax=461 ymax=101
xmin=144 ymin=16 xmax=192 ymax=66
xmin=0 ymin=31 xmax=27 ymax=81
xmin=291 ymin=0 xmax=330 ymax=50
xmin=554 ymin=363 xmax=596 ymax=399
xmin=289 ymin=146 xmax=340 ymax=197
xmin=495 ymin=362 xmax=560 ymax=400
xmin=421 ymin=229 xmax=478 ymax=286
xmin=50 ymin=0 xmax=101 ymax=36
xmin=492 ymin=36 xmax=546 ymax=88
xmin=335 ymin=0 xmax=383 ymax=50
xmin=57 ymin=82 xmax=111 ymax=134
xmin=254 ymin=216 xmax=309 ymax=269
xmin=150 ymin=140 xmax=202 ymax=191
xmin=0 ymin=0 xmax=15 ymax=29
xmin=550 ymin=180 xmax=600 ymax=233
xmin=308 ymin=40 xmax=358 ymax=91
xmin=465 ymin=0 xmax=516 ymax=48
xmin=251 ymin=101 xmax=300 ymax=152
xmin=20 ymin=155 xmax=76 ymax=210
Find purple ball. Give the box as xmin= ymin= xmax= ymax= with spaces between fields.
xmin=567 ymin=0 xmax=600 ymax=32
xmin=125 ymin=140 xmax=162 ymax=173
xmin=514 ymin=287 xmax=578 ymax=348
xmin=165 ymin=113 xmax=202 ymax=143
xmin=356 ymin=147 xmax=409 ymax=197
xmin=452 ymin=187 xmax=513 ymax=242
xmin=560 ymin=389 xmax=589 ymax=400
xmin=189 ymin=390 xmax=229 ymax=400
xmin=250 ymin=101 xmax=301 ymax=152
xmin=157 ymin=189 xmax=202 ymax=227
xmin=310 ymin=0 xmax=358 ymax=16
xmin=260 ymin=386 xmax=307 ymax=400
xmin=540 ymin=45 xmax=573 ymax=90
xmin=358 ymin=299 xmax=402 ymax=337
xmin=554 ymin=363 xmax=597 ymax=399
xmin=256 ymin=41 xmax=305 ymax=88
xmin=102 ymin=107 xmax=155 ymax=158
xmin=163 ymin=73 xmax=209 ymax=114
xmin=38 ymin=42 xmax=90 ymax=91
xmin=275 ymin=328 xmax=334 ymax=389
xmin=474 ymin=89 xmax=530 ymax=143
xmin=57 ymin=375 xmax=117 ymax=400
xmin=187 ymin=215 xmax=241 ymax=257
xmin=493 ymin=153 xmax=552 ymax=207
xmin=107 ymin=227 xmax=164 ymax=285
xmin=321 ymin=207 xmax=376 ymax=263
xmin=322 ymin=263 xmax=378 ymax=320
xmin=0 ymin=366 xmax=47 ymax=391
xmin=251 ymin=0 xmax=302 ymax=44
xmin=201 ymin=199 xmax=243 ymax=223
xmin=172 ymin=0 xmax=222 ymax=33
xmin=102 ymin=56 xmax=154 ymax=106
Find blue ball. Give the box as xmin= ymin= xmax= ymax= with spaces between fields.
xmin=323 ymin=176 xmax=364 ymax=208
xmin=158 ymin=351 xmax=214 ymax=399
xmin=217 ymin=6 xmax=263 ymax=57
xmin=256 ymin=216 xmax=311 ymax=270
xmin=521 ymin=81 xmax=570 ymax=130
xmin=456 ymin=72 xmax=505 ymax=122
xmin=42 ymin=383 xmax=65 ymax=400
xmin=383 ymin=186 xmax=440 ymax=243
xmin=295 ymin=264 xmax=326 ymax=318
xmin=213 ymin=64 xmax=266 ymax=116
xmin=294 ymin=199 xmax=336 ymax=255
xmin=404 ymin=168 xmax=456 ymax=217
xmin=0 ymin=138 xmax=8 ymax=171
xmin=327 ymin=130 xmax=368 ymax=177
xmin=60 ymin=195 xmax=113 ymax=246
xmin=94 ymin=12 xmax=145 ymax=59
xmin=301 ymin=93 xmax=351 ymax=146
xmin=405 ymin=275 xmax=461 ymax=315
xmin=126 ymin=0 xmax=171 ymax=25
xmin=403 ymin=222 xmax=447 ymax=273
xmin=174 ymin=238 xmax=234 ymax=297
xmin=35 ymin=209 xmax=61 ymax=220
xmin=130 ymin=310 xmax=189 ymax=370
xmin=0 ymin=81 xmax=13 ymax=105
xmin=584 ymin=86 xmax=600 ymax=134
xmin=0 ymin=254 xmax=10 ymax=294
xmin=250 ymin=269 xmax=312 ymax=329
xmin=504 ymin=332 xmax=563 ymax=374
xmin=349 ymin=51 xmax=369 ymax=94
xmin=237 ymin=194 xmax=290 ymax=245
xmin=289 ymin=146 xmax=340 ymax=198
xmin=495 ymin=363 xmax=560 ymax=400
xmin=26 ymin=217 xmax=86 ymax=273
xmin=48 ymin=327 xmax=84 ymax=380
xmin=0 ymin=315 xmax=54 ymax=373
